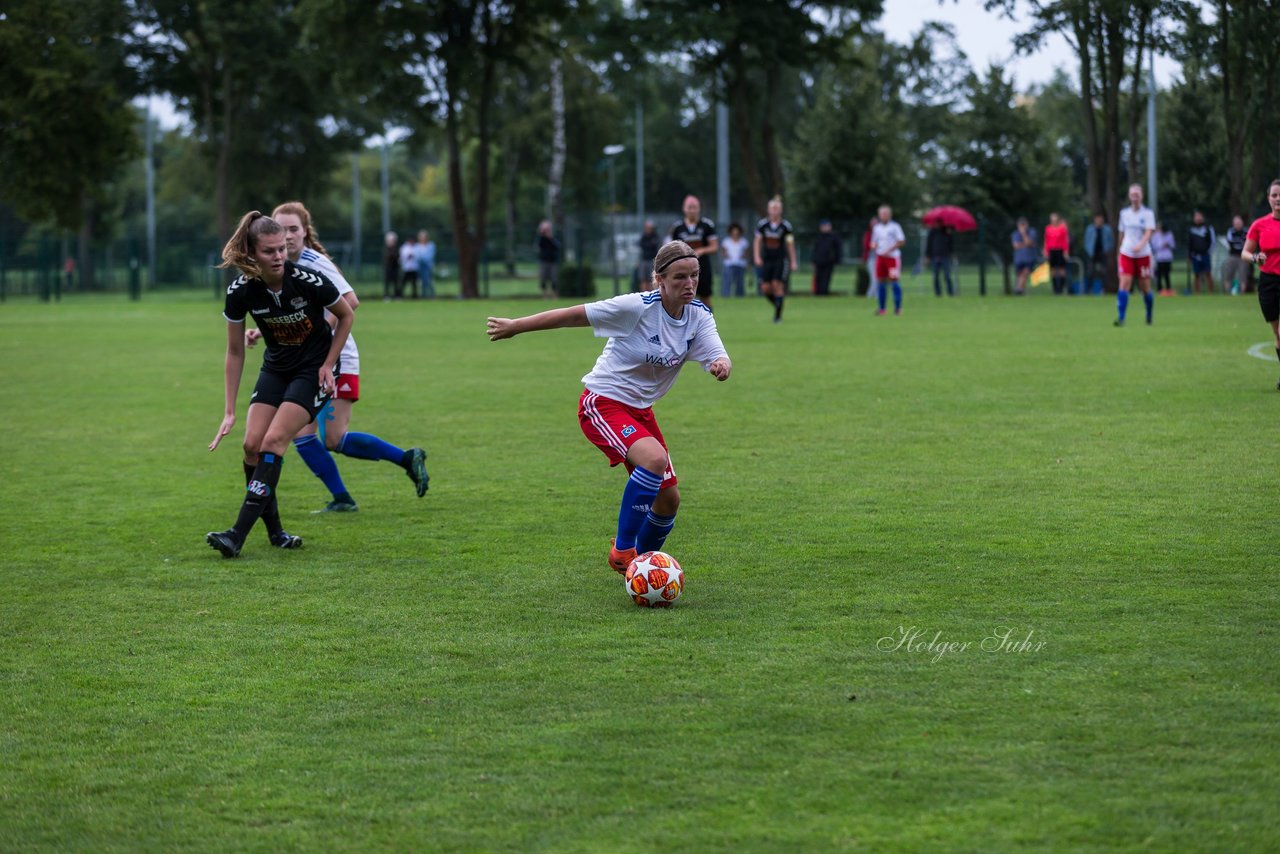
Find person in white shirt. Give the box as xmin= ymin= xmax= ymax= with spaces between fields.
xmin=720 ymin=222 xmax=749 ymax=298
xmin=486 ymin=240 xmax=732 ymax=575
xmin=1115 ymin=183 xmax=1156 ymax=326
xmin=871 ymin=205 xmax=906 ymax=315
xmin=398 ymin=234 xmax=419 ymax=299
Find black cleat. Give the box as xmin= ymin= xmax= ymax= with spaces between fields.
xmin=312 ymin=499 xmax=358 ymax=514
xmin=407 ymin=447 xmax=430 ymax=497
xmin=270 ymin=532 xmax=304 ymax=549
xmin=1113 ymin=319 xmax=1125 ymax=327
xmin=206 ymin=530 xmax=242 ymax=559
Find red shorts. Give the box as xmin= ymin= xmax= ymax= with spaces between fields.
xmin=1118 ymin=254 xmax=1152 ymax=280
xmin=334 ymin=374 xmax=359 ymax=401
xmin=578 ymin=390 xmax=677 ymax=489
xmin=875 ymin=255 xmax=902 ymax=281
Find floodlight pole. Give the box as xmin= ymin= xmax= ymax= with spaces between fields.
xmin=380 ymin=138 xmax=391 ymax=238
xmin=351 ymin=152 xmax=362 ymax=276
xmin=1147 ymin=53 xmax=1157 ymax=218
xmin=604 ymin=144 xmax=624 ymax=296
xmin=716 ymin=102 xmax=729 ymax=229
xmin=636 ymin=102 xmax=645 ymax=225
xmin=144 ymin=100 xmax=156 ymax=292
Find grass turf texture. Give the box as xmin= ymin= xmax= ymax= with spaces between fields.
xmin=1 ymin=291 xmax=1277 ymax=850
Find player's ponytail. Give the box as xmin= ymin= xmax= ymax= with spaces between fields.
xmin=219 ymin=211 xmax=284 ymax=279
xmin=272 ymin=200 xmax=331 ymax=258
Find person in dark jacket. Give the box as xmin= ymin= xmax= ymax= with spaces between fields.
xmin=811 ymin=219 xmax=842 ymax=296
xmin=925 ymin=224 xmax=956 ymax=296
xmin=1188 ymin=210 xmax=1216 ymax=294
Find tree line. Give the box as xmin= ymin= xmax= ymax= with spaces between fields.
xmin=1 ymin=0 xmax=1276 ymax=294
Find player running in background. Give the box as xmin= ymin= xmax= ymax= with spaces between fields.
xmin=206 ymin=212 xmax=354 ymax=558
xmin=871 ymin=205 xmax=906 ymax=315
xmin=753 ymin=197 xmax=797 ymax=323
xmin=1242 ymin=180 xmax=1280 ymax=388
xmin=485 ymin=240 xmax=731 ymax=573
xmin=266 ymin=201 xmax=428 ymax=513
xmin=670 ymin=195 xmax=718 ymax=311
xmin=1115 ymin=184 xmax=1156 ymax=327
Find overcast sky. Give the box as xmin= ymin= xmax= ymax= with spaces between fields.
xmin=879 ymin=0 xmax=1187 ymax=90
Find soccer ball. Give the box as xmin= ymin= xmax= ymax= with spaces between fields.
xmin=625 ymin=551 xmax=684 ymax=607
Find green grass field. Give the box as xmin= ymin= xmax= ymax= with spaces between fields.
xmin=2 ymin=289 xmax=1278 ymax=850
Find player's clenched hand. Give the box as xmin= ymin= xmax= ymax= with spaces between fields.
xmin=318 ymin=365 xmax=336 ymax=397
xmin=487 ymin=317 xmax=518 ymax=341
xmin=708 ymin=358 xmax=731 ymax=381
xmin=245 ymin=328 xmax=262 ymax=347
xmin=209 ymin=413 xmax=235 ymax=451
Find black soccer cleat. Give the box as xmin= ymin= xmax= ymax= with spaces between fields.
xmin=206 ymin=530 xmax=242 ymax=559
xmin=270 ymin=532 xmax=304 ymax=549
xmin=312 ymin=499 xmax=358 ymax=514
xmin=1113 ymin=319 xmax=1125 ymax=327
xmin=407 ymin=447 xmax=430 ymax=497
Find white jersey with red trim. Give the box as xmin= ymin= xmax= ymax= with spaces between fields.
xmin=1118 ymin=206 xmax=1155 ymax=258
xmin=871 ymin=220 xmax=905 ymax=258
xmin=582 ymin=291 xmax=729 ymax=409
xmin=298 ymin=247 xmax=360 ymax=376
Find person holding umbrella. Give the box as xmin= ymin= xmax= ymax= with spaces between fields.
xmin=922 ymin=206 xmax=976 ymax=297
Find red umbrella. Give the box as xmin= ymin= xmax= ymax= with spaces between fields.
xmin=922 ymin=205 xmax=977 ymax=232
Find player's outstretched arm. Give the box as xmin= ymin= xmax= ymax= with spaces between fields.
xmin=487 ymin=305 xmax=589 ymax=341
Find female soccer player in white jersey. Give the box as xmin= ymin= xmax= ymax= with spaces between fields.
xmin=1115 ymin=184 xmax=1156 ymax=326
xmin=486 ymin=240 xmax=732 ymax=573
xmin=262 ymin=201 xmax=428 ymax=512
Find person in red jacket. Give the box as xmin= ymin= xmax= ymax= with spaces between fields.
xmin=1043 ymin=212 xmax=1070 ymax=295
xmin=1243 ymin=179 xmax=1280 ymax=389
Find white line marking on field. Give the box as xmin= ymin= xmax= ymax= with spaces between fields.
xmin=1248 ymin=342 xmax=1276 ymax=362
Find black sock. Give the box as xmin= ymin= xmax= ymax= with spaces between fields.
xmin=232 ymin=453 xmax=285 ymax=540
xmin=1274 ymin=348 xmax=1279 ymax=366
xmin=244 ymin=462 xmax=284 ymax=537
xmin=774 ymin=295 xmax=785 ymax=320
xmin=764 ymin=292 xmax=776 ymax=307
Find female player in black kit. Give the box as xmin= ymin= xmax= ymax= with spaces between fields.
xmin=206 ymin=212 xmax=354 ymax=557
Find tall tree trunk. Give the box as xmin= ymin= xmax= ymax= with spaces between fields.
xmin=1074 ymin=11 xmax=1103 ymax=220
xmin=547 ymin=51 xmax=566 ymax=234
xmin=467 ymin=15 xmax=496 ymax=300
xmin=1102 ymin=11 xmax=1124 ymax=224
xmin=504 ymin=128 xmax=519 ymax=276
xmin=761 ymin=64 xmax=785 ymax=200
xmin=1126 ymin=7 xmax=1150 ymax=190
xmin=214 ymin=65 xmax=233 ymax=243
xmin=1219 ymin=0 xmax=1250 ymax=217
xmin=728 ymin=70 xmax=767 ymax=214
xmin=445 ymin=77 xmax=477 ymax=299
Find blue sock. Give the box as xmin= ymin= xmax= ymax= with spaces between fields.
xmin=338 ymin=432 xmax=407 ymax=465
xmin=1117 ymin=290 xmax=1129 ymax=322
xmin=892 ymin=282 xmax=902 ymax=311
xmin=293 ymin=435 xmax=352 ymax=502
xmin=616 ymin=466 xmax=663 ymax=551
xmin=877 ymin=282 xmax=887 ymax=311
xmin=1144 ymin=291 xmax=1154 ymax=322
xmin=636 ymin=511 xmax=677 ymax=555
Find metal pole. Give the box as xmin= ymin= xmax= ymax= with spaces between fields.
xmin=351 ymin=152 xmax=362 ymax=276
xmin=144 ymin=100 xmax=157 ymax=291
xmin=1147 ymin=53 xmax=1157 ymax=219
xmin=635 ymin=102 xmax=644 ymax=224
xmin=380 ymin=138 xmax=391 ymax=238
xmin=716 ymin=102 xmax=729 ymax=227
xmin=609 ymin=156 xmax=619 ymax=296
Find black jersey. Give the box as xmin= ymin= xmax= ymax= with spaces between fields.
xmin=671 ymin=218 xmax=717 ymax=280
xmin=756 ymin=218 xmax=793 ymax=259
xmin=223 ymin=260 xmax=343 ymax=375
xmin=1226 ymin=227 xmax=1247 ymax=256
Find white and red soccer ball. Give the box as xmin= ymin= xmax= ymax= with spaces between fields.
xmin=624 ymin=551 xmax=684 ymax=607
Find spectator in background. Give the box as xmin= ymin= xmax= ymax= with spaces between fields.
xmin=383 ymin=231 xmax=399 ymax=301
xmin=870 ymin=205 xmax=906 ymax=315
xmin=637 ymin=220 xmax=661 ymax=292
xmin=399 ymin=233 xmax=418 ymax=300
xmin=1150 ymin=222 xmax=1175 ymax=296
xmin=1223 ymin=215 xmax=1251 ymax=295
xmin=862 ymin=217 xmax=877 ymax=300
xmin=811 ymin=219 xmax=841 ymax=296
xmin=925 ymin=222 xmax=955 ymax=297
xmin=720 ymin=222 xmax=748 ymax=298
xmin=1115 ymin=183 xmax=1156 ymax=326
xmin=671 ymin=195 xmax=718 ymax=311
xmin=1011 ymin=217 xmax=1038 ymax=295
xmin=62 ymin=256 xmax=76 ymax=294
xmin=1188 ymin=210 xmax=1216 ymax=294
xmin=1084 ymin=212 xmax=1114 ymax=295
xmin=1043 ymin=212 xmax=1070 ymax=295
xmin=417 ymin=229 xmax=436 ymax=299
xmin=537 ymin=220 xmax=560 ymax=299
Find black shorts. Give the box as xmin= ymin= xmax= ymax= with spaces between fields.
xmin=696 ymin=264 xmax=713 ymax=298
xmin=760 ymin=256 xmax=789 ymax=283
xmin=251 ymin=366 xmax=333 ymax=422
xmin=1258 ymin=274 xmax=1280 ymax=324
xmin=1048 ymin=249 xmax=1066 ymax=267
